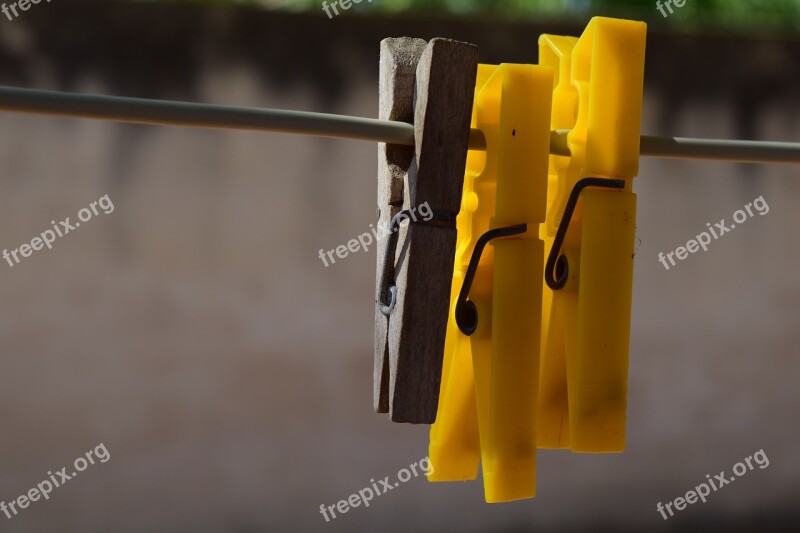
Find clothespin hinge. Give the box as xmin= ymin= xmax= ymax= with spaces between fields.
xmin=454 ymin=223 xmax=529 ymax=335
xmin=545 ymin=177 xmax=626 ymax=291
xmin=377 ymin=208 xmax=458 ymax=316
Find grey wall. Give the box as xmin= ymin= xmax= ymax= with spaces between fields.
xmin=0 ymin=2 xmax=798 ymax=531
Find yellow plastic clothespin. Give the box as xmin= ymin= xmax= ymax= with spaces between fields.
xmin=537 ymin=17 xmax=646 ymax=453
xmin=429 ymin=62 xmax=553 ymax=502
xmin=428 ymin=15 xmax=647 ymax=502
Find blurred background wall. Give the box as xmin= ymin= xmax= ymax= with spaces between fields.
xmin=0 ymin=1 xmax=799 ymax=531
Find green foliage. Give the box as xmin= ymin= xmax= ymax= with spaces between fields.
xmin=158 ymin=0 xmax=800 ymax=32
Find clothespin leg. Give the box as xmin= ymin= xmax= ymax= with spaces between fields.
xmin=428 ymin=273 xmax=480 ymax=481
xmin=374 ymin=37 xmax=426 ymax=414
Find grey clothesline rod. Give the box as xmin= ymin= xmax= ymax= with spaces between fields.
xmin=0 ymin=85 xmax=421 ymax=146
xmin=1 ymin=85 xmax=800 ymax=164
xmin=549 ymin=131 xmax=800 ymax=164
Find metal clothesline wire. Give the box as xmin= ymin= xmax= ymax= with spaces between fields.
xmin=1 ymin=86 xmax=800 ymax=164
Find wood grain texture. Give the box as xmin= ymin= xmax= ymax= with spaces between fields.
xmin=387 ymin=38 xmax=479 ymax=423
xmin=374 ymin=37 xmax=426 ymax=414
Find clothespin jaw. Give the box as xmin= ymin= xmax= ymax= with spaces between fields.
xmin=429 ymin=63 xmax=553 ymax=503
xmin=374 ymin=37 xmax=479 ymax=424
xmin=538 ymin=17 xmax=646 ymax=453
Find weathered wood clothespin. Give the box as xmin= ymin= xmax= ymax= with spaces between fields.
xmin=374 ymin=37 xmax=478 ymax=424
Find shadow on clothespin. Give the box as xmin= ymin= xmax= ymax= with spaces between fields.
xmin=537 ymin=17 xmax=646 ymax=453
xmin=374 ymin=37 xmax=479 ymax=424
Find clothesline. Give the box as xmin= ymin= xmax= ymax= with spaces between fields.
xmin=1 ymin=85 xmax=799 ymax=164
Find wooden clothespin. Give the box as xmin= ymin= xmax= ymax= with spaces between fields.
xmin=374 ymin=37 xmax=479 ymax=424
